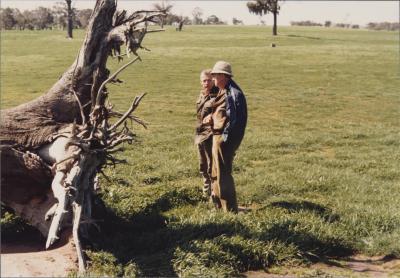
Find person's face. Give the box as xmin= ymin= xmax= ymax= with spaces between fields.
xmin=200 ymin=74 xmax=213 ymax=91
xmin=212 ymin=73 xmax=228 ymax=90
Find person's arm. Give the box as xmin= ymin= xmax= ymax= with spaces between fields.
xmin=222 ymin=87 xmax=237 ymax=141
xmin=211 ymin=92 xmax=228 ymax=135
xmin=223 ymin=84 xmax=247 ymax=142
xmin=195 ymin=93 xmax=204 ymax=131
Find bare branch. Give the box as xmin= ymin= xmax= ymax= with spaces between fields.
xmin=146 ymin=29 xmax=165 ymax=34
xmin=108 ymin=93 xmax=146 ymax=132
xmin=107 ymin=137 xmax=133 ymax=149
xmin=106 ymin=147 xmax=124 ymax=153
xmin=123 ymin=10 xmax=167 ymax=26
xmin=51 ymin=153 xmax=80 ymax=170
xmin=130 ymin=115 xmax=148 ymax=129
xmin=72 ymin=90 xmax=86 ymax=124
xmin=72 ymin=201 xmax=85 ymax=273
xmin=46 ymin=172 xmax=67 ymax=249
xmin=94 ymin=56 xmax=142 ymax=107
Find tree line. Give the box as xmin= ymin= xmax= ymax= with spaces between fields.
xmin=0 ymin=4 xmax=228 ymax=31
xmin=290 ymin=20 xmax=399 ymax=31
xmin=0 ymin=4 xmax=92 ymax=31
xmin=2 ymin=0 xmax=395 ymax=37
xmin=0 ymin=0 xmax=274 ymax=32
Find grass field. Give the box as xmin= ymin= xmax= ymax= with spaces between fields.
xmin=1 ymin=25 xmax=400 ymax=276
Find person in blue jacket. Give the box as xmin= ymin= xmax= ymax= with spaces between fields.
xmin=203 ymin=61 xmax=247 ymax=212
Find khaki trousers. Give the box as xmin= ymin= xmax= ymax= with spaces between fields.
xmin=197 ymin=136 xmax=213 ymax=196
xmin=211 ymin=134 xmax=238 ymax=213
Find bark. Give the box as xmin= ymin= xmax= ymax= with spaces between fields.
xmin=66 ymin=0 xmax=73 ymax=39
xmin=1 ymin=0 xmax=165 ymax=272
xmin=1 ymin=146 xmax=52 ymax=205
xmin=1 ymin=0 xmax=115 ymax=148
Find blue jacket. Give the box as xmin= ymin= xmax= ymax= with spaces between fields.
xmin=223 ymin=79 xmax=247 ymax=148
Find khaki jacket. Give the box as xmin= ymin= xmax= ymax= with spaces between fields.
xmin=211 ymin=89 xmax=228 ymax=135
xmin=194 ymin=88 xmax=217 ymax=145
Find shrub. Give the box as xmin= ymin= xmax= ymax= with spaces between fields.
xmin=291 ymin=21 xmax=323 ymax=27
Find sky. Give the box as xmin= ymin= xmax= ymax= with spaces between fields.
xmin=1 ymin=0 xmax=399 ymax=26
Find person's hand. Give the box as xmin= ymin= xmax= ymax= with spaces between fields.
xmin=202 ymin=114 xmax=213 ymax=125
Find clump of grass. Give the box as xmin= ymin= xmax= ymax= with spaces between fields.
xmin=1 ymin=209 xmax=25 ymax=232
xmin=173 ymin=239 xmax=240 ymax=277
xmin=98 ymin=181 xmax=203 ymax=220
xmin=85 ymin=250 xmax=124 ymax=277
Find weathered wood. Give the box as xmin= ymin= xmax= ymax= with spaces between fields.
xmin=0 ymin=0 xmax=114 ymax=147
xmin=1 ymin=0 xmax=165 ymax=272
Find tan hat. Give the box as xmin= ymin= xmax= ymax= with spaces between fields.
xmin=211 ymin=61 xmax=233 ymax=77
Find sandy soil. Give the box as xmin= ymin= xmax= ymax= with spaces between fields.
xmin=246 ymin=255 xmax=400 ymax=277
xmin=1 ymin=229 xmax=77 ymax=277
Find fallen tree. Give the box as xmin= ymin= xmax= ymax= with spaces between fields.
xmin=1 ymin=0 xmax=165 ymax=273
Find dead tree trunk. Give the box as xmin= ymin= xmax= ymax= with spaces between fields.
xmin=1 ymin=0 xmax=164 ymax=273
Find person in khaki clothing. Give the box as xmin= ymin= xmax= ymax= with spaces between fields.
xmin=203 ymin=61 xmax=247 ymax=213
xmin=195 ymin=69 xmax=218 ymax=197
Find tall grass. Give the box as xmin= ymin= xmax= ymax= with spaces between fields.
xmin=1 ymin=26 xmax=399 ymax=276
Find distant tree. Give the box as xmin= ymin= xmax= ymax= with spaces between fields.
xmin=12 ymin=9 xmax=26 ymax=30
xmin=336 ymin=23 xmax=350 ymax=28
xmin=367 ymin=22 xmax=376 ymax=30
xmin=247 ymin=0 xmax=281 ymax=35
xmin=324 ymin=20 xmax=331 ymax=27
xmin=177 ymin=17 xmax=184 ymax=31
xmin=192 ymin=7 xmax=203 ymax=25
xmin=23 ymin=10 xmax=35 ymax=30
xmin=52 ymin=2 xmax=68 ymax=30
xmin=31 ymin=7 xmax=54 ymax=30
xmin=205 ymin=15 xmax=224 ymax=25
xmin=65 ymin=0 xmax=73 ymax=38
xmin=232 ymin=17 xmax=243 ymax=25
xmin=291 ymin=20 xmax=322 ymax=27
xmin=152 ymin=0 xmax=173 ymax=28
xmin=52 ymin=1 xmax=77 ymax=35
xmin=0 ymin=8 xmax=17 ymax=29
xmin=389 ymin=22 xmax=399 ymax=31
xmin=367 ymin=22 xmax=399 ymax=31
xmin=182 ymin=16 xmax=192 ymax=25
xmin=165 ymin=13 xmax=180 ymax=25
xmin=76 ymin=9 xmax=92 ymax=29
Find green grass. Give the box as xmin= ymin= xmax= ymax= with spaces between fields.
xmin=1 ymin=25 xmax=399 ymax=276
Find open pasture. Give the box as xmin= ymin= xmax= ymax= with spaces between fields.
xmin=1 ymin=25 xmax=399 ymax=276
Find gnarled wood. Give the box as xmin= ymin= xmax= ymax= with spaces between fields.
xmin=1 ymin=0 xmax=165 ymax=273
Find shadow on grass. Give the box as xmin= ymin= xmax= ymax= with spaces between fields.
xmin=270 ymin=200 xmax=341 ymax=223
xmin=285 ymin=34 xmax=322 ymax=40
xmin=87 ymin=195 xmax=354 ymax=277
xmin=283 ymin=34 xmax=358 ymax=43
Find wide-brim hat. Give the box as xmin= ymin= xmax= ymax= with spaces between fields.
xmin=211 ymin=61 xmax=233 ymax=77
